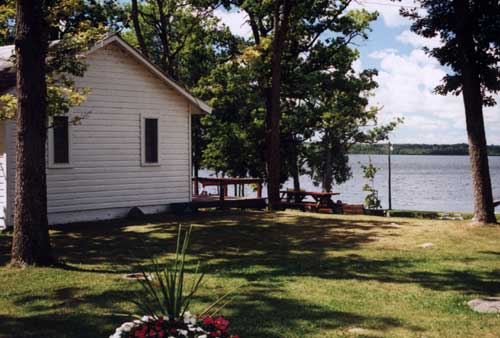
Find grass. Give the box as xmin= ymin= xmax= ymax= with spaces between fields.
xmin=0 ymin=210 xmax=499 ymax=338
xmin=388 ymin=209 xmax=500 ymax=221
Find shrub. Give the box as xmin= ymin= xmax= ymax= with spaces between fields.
xmin=110 ymin=225 xmax=239 ymax=338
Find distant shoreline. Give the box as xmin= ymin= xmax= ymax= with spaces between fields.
xmin=350 ymin=143 xmax=500 ymax=156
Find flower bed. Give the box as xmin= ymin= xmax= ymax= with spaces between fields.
xmin=110 ymin=313 xmax=238 ymax=338
xmin=110 ymin=226 xmax=240 ymax=338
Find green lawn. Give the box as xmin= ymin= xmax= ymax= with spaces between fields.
xmin=0 ymin=211 xmax=499 ymax=338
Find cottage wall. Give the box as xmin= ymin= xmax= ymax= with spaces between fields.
xmin=4 ymin=42 xmax=193 ymax=225
xmin=0 ymin=121 xmax=7 ymax=228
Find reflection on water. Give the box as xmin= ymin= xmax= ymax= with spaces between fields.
xmin=201 ymin=155 xmax=500 ymax=212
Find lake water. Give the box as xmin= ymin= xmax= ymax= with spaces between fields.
xmin=200 ymin=155 xmax=500 ymax=213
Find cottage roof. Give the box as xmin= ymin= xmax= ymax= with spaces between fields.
xmin=0 ymin=35 xmax=212 ymax=114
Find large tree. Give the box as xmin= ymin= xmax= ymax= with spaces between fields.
xmin=10 ymin=0 xmax=52 ymax=266
xmin=196 ymin=59 xmax=267 ymax=179
xmin=218 ymin=0 xmax=382 ymax=206
xmin=125 ymin=0 xmax=235 ymax=83
xmin=304 ymin=67 xmax=399 ymax=192
xmin=4 ymin=0 xmax=124 ymax=266
xmin=279 ymin=7 xmax=380 ymax=192
xmin=266 ymin=0 xmax=293 ymax=207
xmin=197 ymin=1 xmax=384 ymax=196
xmin=401 ymin=0 xmax=500 ymax=224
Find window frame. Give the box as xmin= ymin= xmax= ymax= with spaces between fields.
xmin=140 ymin=114 xmax=161 ymax=167
xmin=48 ymin=115 xmax=73 ymax=169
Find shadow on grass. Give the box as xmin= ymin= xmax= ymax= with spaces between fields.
xmin=0 ymin=313 xmax=122 ymax=338
xmin=2 ymin=211 xmax=498 ymax=294
xmin=1 ymin=284 xmax=422 ymax=338
xmin=213 ymin=287 xmax=424 ymax=338
xmin=1 ymin=211 xmax=401 ymax=273
xmin=0 ymin=211 xmax=498 ymax=338
xmin=1 ymin=285 xmax=138 ymax=338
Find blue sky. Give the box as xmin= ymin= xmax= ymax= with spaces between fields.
xmin=215 ymin=0 xmax=500 ymax=145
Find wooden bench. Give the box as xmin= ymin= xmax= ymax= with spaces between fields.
xmin=342 ymin=204 xmax=365 ymax=215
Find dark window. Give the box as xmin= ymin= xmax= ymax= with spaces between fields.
xmin=53 ymin=116 xmax=69 ymax=164
xmin=145 ymin=118 xmax=158 ymax=163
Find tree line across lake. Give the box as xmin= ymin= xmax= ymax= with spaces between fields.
xmin=350 ymin=144 xmax=500 ymax=156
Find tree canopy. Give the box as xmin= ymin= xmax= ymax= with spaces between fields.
xmin=195 ymin=1 xmax=398 ymax=193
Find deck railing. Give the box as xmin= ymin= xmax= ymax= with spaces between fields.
xmin=193 ymin=177 xmax=263 ymax=200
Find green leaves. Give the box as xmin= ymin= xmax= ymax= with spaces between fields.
xmin=0 ymin=94 xmax=16 ymax=120
xmin=123 ymin=0 xmax=238 ymax=84
xmin=0 ymin=1 xmax=114 ymax=121
xmin=361 ymin=157 xmax=382 ymax=210
xmin=0 ymin=0 xmax=15 ymax=45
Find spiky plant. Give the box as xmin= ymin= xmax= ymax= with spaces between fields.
xmin=132 ymin=225 xmax=205 ymax=320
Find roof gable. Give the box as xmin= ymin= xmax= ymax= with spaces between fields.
xmin=0 ymin=35 xmax=211 ymax=114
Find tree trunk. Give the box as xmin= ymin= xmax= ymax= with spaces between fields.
xmin=266 ymin=0 xmax=292 ymax=209
xmin=288 ymin=138 xmax=301 ymax=203
xmin=322 ymin=132 xmax=333 ymax=193
xmin=454 ymin=0 xmax=496 ymax=224
xmin=11 ymin=0 xmax=53 ymax=266
xmin=192 ymin=116 xmax=202 ymax=196
xmin=289 ymin=138 xmax=301 ymax=192
xmin=131 ymin=0 xmax=149 ymax=58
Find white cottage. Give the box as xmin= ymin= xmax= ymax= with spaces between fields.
xmin=0 ymin=34 xmax=211 ymax=227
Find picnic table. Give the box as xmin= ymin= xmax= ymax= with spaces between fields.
xmin=279 ymin=190 xmax=340 ymax=212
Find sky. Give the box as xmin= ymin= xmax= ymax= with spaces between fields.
xmin=214 ymin=0 xmax=500 ymax=145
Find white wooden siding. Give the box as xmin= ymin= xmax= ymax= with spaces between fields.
xmin=4 ymin=42 xmax=193 ymax=225
xmin=0 ymin=121 xmax=7 ymax=227
xmin=5 ymin=120 xmax=15 ymax=225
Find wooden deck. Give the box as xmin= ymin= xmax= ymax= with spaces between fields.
xmin=193 ymin=176 xmax=263 ymax=198
xmin=171 ymin=195 xmax=267 ymax=214
xmin=168 ymin=176 xmax=268 ymax=214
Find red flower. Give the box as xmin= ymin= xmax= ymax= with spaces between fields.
xmin=148 ymin=329 xmax=156 ymax=337
xmin=214 ymin=317 xmax=229 ymax=331
xmin=203 ymin=316 xmax=214 ymax=326
xmin=169 ymin=328 xmax=177 ymax=334
xmin=134 ymin=331 xmax=146 ymax=338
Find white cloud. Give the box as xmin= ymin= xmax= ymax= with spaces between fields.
xmin=368 ymin=47 xmax=500 ymax=144
xmin=214 ymin=9 xmax=252 ymax=38
xmin=396 ymin=30 xmax=441 ymax=49
xmin=369 ymin=48 xmax=399 ymax=59
xmin=349 ymin=0 xmax=417 ymax=28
